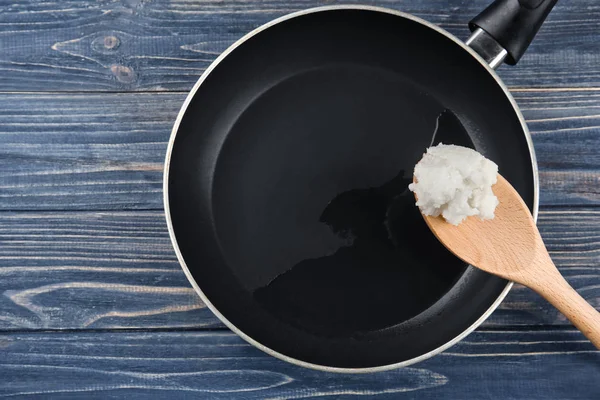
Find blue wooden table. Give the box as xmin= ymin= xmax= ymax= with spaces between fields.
xmin=1 ymin=1 xmax=599 ymax=398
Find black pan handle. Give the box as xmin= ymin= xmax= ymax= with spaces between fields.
xmin=468 ymin=0 xmax=558 ymax=66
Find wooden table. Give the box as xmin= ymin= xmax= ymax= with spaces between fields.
xmin=1 ymin=1 xmax=599 ymax=398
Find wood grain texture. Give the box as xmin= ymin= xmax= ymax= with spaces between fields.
xmin=0 ymin=0 xmax=598 ymax=92
xmin=0 ymin=211 xmax=218 ymax=330
xmin=1 ymin=90 xmax=599 ymax=211
xmin=1 ymin=1 xmax=598 ymax=395
xmin=0 ymin=329 xmax=598 ymax=399
xmin=0 ymin=209 xmax=598 ymax=331
xmin=0 ymin=92 xmax=174 ymax=211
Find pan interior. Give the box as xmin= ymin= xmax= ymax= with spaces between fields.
xmin=214 ymin=64 xmax=471 ymax=336
xmin=167 ymin=8 xmax=534 ymax=368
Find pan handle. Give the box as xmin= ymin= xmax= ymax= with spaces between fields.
xmin=466 ymin=0 xmax=558 ymax=68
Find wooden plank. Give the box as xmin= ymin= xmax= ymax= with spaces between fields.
xmin=0 ymin=1 xmax=598 ymax=92
xmin=0 ymin=92 xmax=177 ymax=211
xmin=0 ymin=211 xmax=218 ymax=331
xmin=0 ymin=208 xmax=598 ymax=331
xmin=1 ymin=90 xmax=599 ymax=211
xmin=0 ymin=329 xmax=598 ymax=399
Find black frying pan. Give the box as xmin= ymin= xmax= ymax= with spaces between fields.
xmin=165 ymin=1 xmax=556 ymax=371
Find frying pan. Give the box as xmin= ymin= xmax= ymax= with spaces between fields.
xmin=165 ymin=1 xmax=557 ymax=372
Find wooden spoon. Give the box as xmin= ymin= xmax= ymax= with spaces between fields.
xmin=416 ymin=174 xmax=600 ymax=348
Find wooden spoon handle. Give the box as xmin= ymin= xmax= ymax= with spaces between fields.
xmin=527 ymin=266 xmax=600 ymax=349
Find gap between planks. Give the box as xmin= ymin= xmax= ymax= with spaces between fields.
xmin=2 ymin=204 xmax=599 ymax=214
xmin=0 ymin=324 xmax=585 ymax=335
xmin=1 ymin=87 xmax=600 ymax=96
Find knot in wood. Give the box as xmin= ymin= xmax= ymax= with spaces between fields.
xmin=103 ymin=36 xmax=120 ymax=50
xmin=110 ymin=65 xmax=136 ymax=83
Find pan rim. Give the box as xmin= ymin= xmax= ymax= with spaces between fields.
xmin=163 ymin=4 xmax=540 ymax=373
